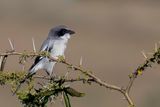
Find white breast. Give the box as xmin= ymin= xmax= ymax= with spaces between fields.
xmin=51 ymin=39 xmax=67 ymax=57
xmin=50 ymin=33 xmax=71 ymax=57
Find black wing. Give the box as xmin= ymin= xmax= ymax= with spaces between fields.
xmin=29 ymin=56 xmax=43 ymax=71
xmin=29 ymin=39 xmax=53 ymax=71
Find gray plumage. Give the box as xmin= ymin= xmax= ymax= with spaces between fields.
xmin=13 ymin=25 xmax=75 ymax=95
xmin=29 ymin=25 xmax=75 ymax=76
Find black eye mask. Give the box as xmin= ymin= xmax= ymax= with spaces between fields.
xmin=57 ymin=29 xmax=75 ymax=37
xmin=57 ymin=29 xmax=68 ymax=37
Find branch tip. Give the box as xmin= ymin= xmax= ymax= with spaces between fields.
xmin=32 ymin=37 xmax=36 ymax=52
xmin=79 ymin=56 xmax=83 ymax=66
xmin=8 ymin=38 xmax=15 ymax=51
xmin=141 ymin=51 xmax=147 ymax=59
xmin=155 ymin=43 xmax=158 ymax=52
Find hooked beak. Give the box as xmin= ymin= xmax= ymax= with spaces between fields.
xmin=67 ymin=29 xmax=75 ymax=35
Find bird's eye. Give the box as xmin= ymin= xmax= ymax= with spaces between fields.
xmin=57 ymin=29 xmax=67 ymax=37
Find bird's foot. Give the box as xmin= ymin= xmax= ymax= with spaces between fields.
xmin=50 ymin=76 xmax=56 ymax=81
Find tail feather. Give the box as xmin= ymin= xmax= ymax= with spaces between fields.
xmin=13 ymin=57 xmax=53 ymax=95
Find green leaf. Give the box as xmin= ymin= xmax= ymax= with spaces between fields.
xmin=65 ymin=87 xmax=85 ymax=97
xmin=63 ymin=92 xmax=71 ymax=107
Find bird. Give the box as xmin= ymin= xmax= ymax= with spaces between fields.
xmin=29 ymin=25 xmax=75 ymax=76
xmin=13 ymin=25 xmax=75 ymax=95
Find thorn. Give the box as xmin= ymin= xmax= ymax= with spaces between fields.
xmin=32 ymin=37 xmax=36 ymax=53
xmin=8 ymin=38 xmax=14 ymax=51
xmin=21 ymin=62 xmax=25 ymax=71
xmin=141 ymin=51 xmax=147 ymax=59
xmin=0 ymin=55 xmax=8 ymax=71
xmin=155 ymin=43 xmax=158 ymax=52
xmin=0 ymin=56 xmax=3 ymax=69
xmin=79 ymin=56 xmax=83 ymax=66
xmin=64 ymin=71 xmax=69 ymax=79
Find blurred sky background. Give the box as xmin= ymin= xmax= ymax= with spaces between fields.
xmin=0 ymin=0 xmax=160 ymax=107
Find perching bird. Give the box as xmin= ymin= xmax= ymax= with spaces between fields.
xmin=29 ymin=25 xmax=75 ymax=76
xmin=14 ymin=25 xmax=75 ymax=94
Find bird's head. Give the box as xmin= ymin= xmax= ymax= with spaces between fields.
xmin=49 ymin=25 xmax=75 ymax=40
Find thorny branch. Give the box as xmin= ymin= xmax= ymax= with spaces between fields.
xmin=0 ymin=42 xmax=160 ymax=107
xmin=126 ymin=44 xmax=160 ymax=95
xmin=0 ymin=50 xmax=134 ymax=106
xmin=34 ymin=76 xmax=95 ymax=83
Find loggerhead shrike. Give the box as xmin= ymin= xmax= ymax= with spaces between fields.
xmin=14 ymin=25 xmax=75 ymax=94
xmin=29 ymin=25 xmax=75 ymax=76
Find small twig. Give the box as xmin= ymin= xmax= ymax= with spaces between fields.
xmin=21 ymin=63 xmax=25 ymax=71
xmin=79 ymin=56 xmax=83 ymax=66
xmin=34 ymin=76 xmax=94 ymax=83
xmin=124 ymin=92 xmax=134 ymax=106
xmin=0 ymin=38 xmax=15 ymax=71
xmin=0 ymin=56 xmax=3 ymax=68
xmin=155 ymin=43 xmax=158 ymax=52
xmin=61 ymin=60 xmax=122 ymax=90
xmin=141 ymin=51 xmax=147 ymax=59
xmin=126 ymin=76 xmax=136 ymax=94
xmin=0 ymin=55 xmax=8 ymax=71
xmin=64 ymin=71 xmax=69 ymax=79
xmin=34 ymin=76 xmax=50 ymax=80
xmin=8 ymin=38 xmax=15 ymax=51
xmin=32 ymin=38 xmax=36 ymax=52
